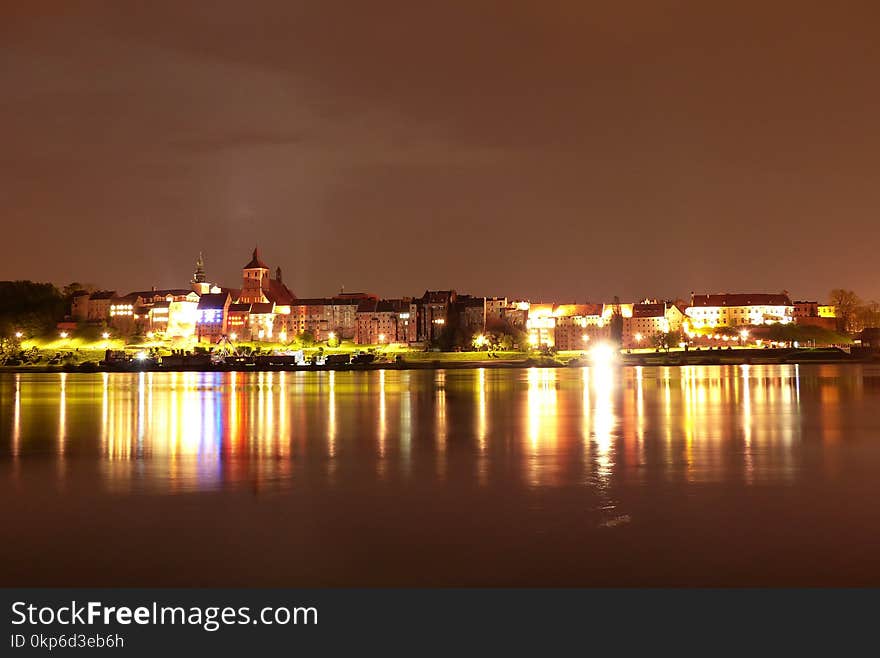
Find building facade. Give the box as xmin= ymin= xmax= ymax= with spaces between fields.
xmin=685 ymin=293 xmax=794 ymax=329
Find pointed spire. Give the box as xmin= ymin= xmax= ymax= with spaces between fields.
xmin=193 ymin=251 xmax=207 ymax=283
xmin=244 ymin=246 xmax=269 ymax=270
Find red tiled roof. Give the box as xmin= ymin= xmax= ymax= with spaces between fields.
xmin=250 ymin=302 xmax=274 ymax=314
xmin=243 ymin=247 xmax=269 ymax=270
xmin=632 ymin=303 xmax=666 ymax=318
xmin=691 ymin=293 xmax=792 ymax=308
xmin=266 ymin=279 xmax=296 ymax=306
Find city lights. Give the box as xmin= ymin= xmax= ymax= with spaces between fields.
xmin=634 ymin=332 xmax=643 ymax=343
xmin=15 ymin=331 xmax=23 ymax=339
xmin=102 ymin=332 xmax=110 ymax=340
xmin=473 ymin=334 xmax=487 ymax=348
xmin=378 ymin=333 xmax=386 ymax=343
xmin=229 ymin=332 xmax=237 ymax=341
xmin=589 ymin=342 xmax=617 ymax=366
xmin=59 ymin=331 xmax=68 ymax=339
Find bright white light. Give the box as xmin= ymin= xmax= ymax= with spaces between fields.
xmin=230 ymin=332 xmax=238 ymax=341
xmin=102 ymin=332 xmax=110 ymax=340
xmin=15 ymin=331 xmax=23 ymax=339
xmin=634 ymin=332 xmax=643 ymax=342
xmin=328 ymin=331 xmax=336 ymax=340
xmin=581 ymin=334 xmax=590 ymax=343
xmin=589 ymin=342 xmax=617 ymax=366
xmin=379 ymin=333 xmax=386 ymax=343
xmin=146 ymin=331 xmax=154 ymax=339
xmin=59 ymin=331 xmax=69 ymax=339
xmin=135 ymin=351 xmax=147 ymax=361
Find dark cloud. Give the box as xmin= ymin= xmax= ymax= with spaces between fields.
xmin=2 ymin=1 xmax=879 ymax=301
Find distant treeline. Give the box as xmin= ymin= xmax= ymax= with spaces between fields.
xmin=0 ymin=280 xmax=67 ymax=337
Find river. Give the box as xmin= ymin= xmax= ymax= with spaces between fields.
xmin=2 ymin=364 xmax=880 ymax=586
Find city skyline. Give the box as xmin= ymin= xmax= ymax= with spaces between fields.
xmin=3 ymin=2 xmax=880 ymax=300
xmin=2 ymin=245 xmax=866 ymax=306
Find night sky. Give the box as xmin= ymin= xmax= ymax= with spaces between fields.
xmin=2 ymin=2 xmax=879 ymax=301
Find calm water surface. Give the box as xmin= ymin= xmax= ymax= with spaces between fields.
xmin=2 ymin=364 xmax=880 ymax=586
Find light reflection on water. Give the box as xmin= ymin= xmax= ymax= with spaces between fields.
xmin=1 ymin=365 xmax=878 ymax=498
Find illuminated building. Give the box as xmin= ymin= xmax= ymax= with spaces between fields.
xmin=621 ymin=301 xmax=686 ymax=348
xmin=553 ymin=305 xmax=609 ymax=350
xmin=286 ymin=293 xmax=376 ymax=341
xmin=227 ymin=303 xmax=252 ymax=339
xmin=166 ymin=299 xmax=198 ymax=339
xmin=415 ymin=290 xmax=457 ymax=342
xmin=457 ymin=295 xmax=489 ymax=334
xmin=356 ymin=299 xmax=413 ymax=344
xmin=793 ymin=300 xmax=837 ymax=330
xmin=84 ymin=291 xmax=117 ymax=322
xmin=686 ymin=293 xmax=793 ymax=328
xmin=249 ymin=302 xmax=276 ymax=340
xmin=484 ymin=297 xmax=509 ymax=326
xmin=238 ymin=248 xmax=296 ymax=307
xmin=195 ymin=292 xmax=231 ymax=343
xmin=525 ymin=303 xmax=609 ymax=349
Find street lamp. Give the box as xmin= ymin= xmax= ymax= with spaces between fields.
xmin=102 ymin=332 xmax=110 ymax=340
xmin=378 ymin=333 xmax=386 ymax=344
xmin=59 ymin=331 xmax=69 ymax=339
xmin=15 ymin=331 xmax=23 ymax=339
xmin=634 ymin=332 xmax=643 ymax=344
xmin=230 ymin=332 xmax=238 ymax=341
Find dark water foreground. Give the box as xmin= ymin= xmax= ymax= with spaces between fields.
xmin=2 ymin=364 xmax=880 ymax=587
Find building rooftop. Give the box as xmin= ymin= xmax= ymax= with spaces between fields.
xmin=243 ymin=247 xmax=269 ymax=270
xmin=196 ymin=292 xmax=230 ymax=310
xmin=632 ymin=303 xmax=667 ymax=318
xmin=691 ymin=293 xmax=792 ymax=307
xmin=265 ymin=279 xmax=296 ymax=306
xmin=250 ymin=302 xmax=274 ymax=314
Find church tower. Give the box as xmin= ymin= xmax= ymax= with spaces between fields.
xmin=191 ymin=252 xmax=211 ymax=295
xmin=240 ymin=247 xmax=270 ymax=304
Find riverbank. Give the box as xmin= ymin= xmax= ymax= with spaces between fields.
xmin=1 ymin=347 xmax=876 ymax=374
